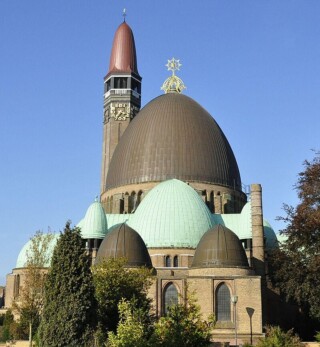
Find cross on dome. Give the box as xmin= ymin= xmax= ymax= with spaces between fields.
xmin=161 ymin=57 xmax=186 ymax=94
xmin=166 ymin=58 xmax=182 ymax=76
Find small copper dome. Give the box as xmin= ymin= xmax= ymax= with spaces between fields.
xmin=96 ymin=224 xmax=152 ymax=268
xmin=192 ymin=225 xmax=249 ymax=268
xmin=106 ymin=93 xmax=242 ymax=191
xmin=107 ymin=22 xmax=140 ymax=77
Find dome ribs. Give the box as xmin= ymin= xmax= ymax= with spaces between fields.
xmin=106 ymin=93 xmax=242 ymax=191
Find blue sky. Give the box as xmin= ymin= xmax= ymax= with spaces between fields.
xmin=1 ymin=1 xmax=320 ymax=284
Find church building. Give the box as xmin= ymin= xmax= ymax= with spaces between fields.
xmin=5 ymin=17 xmax=281 ymax=345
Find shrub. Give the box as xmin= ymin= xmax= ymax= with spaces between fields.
xmin=256 ymin=326 xmax=303 ymax=347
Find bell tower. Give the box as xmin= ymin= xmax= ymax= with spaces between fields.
xmin=100 ymin=17 xmax=142 ymax=194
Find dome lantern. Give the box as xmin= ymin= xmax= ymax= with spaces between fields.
xmin=79 ymin=200 xmax=108 ymax=239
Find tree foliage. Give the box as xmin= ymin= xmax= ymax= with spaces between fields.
xmin=39 ymin=222 xmax=96 ymax=347
xmin=92 ymin=257 xmax=153 ymax=342
xmin=0 ymin=310 xmax=14 ymax=342
xmin=107 ymin=299 xmax=151 ymax=347
xmin=152 ymin=290 xmax=215 ymax=347
xmin=12 ymin=231 xmax=54 ymax=344
xmin=0 ymin=309 xmax=31 ymax=342
xmin=270 ymin=152 xmax=320 ymax=320
xmin=256 ymin=326 xmax=304 ymax=347
xmin=107 ymin=289 xmax=215 ymax=347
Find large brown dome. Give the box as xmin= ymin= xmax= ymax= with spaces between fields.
xmin=106 ymin=93 xmax=242 ymax=191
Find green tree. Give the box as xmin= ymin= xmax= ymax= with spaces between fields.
xmin=39 ymin=222 xmax=96 ymax=347
xmin=107 ymin=299 xmax=151 ymax=347
xmin=270 ymin=152 xmax=320 ymax=320
xmin=92 ymin=258 xmax=153 ymax=343
xmin=12 ymin=231 xmax=54 ymax=346
xmin=152 ymin=290 xmax=215 ymax=347
xmin=9 ymin=309 xmax=30 ymax=340
xmin=0 ymin=310 xmax=14 ymax=342
xmin=106 ymin=289 xmax=214 ymax=347
xmin=256 ymin=326 xmax=303 ymax=347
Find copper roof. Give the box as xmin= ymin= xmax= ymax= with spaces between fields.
xmin=106 ymin=93 xmax=242 ymax=191
xmin=107 ymin=22 xmax=140 ymax=77
xmin=95 ymin=223 xmax=152 ymax=268
xmin=192 ymin=224 xmax=249 ymax=268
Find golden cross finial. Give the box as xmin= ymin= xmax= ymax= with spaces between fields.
xmin=166 ymin=58 xmax=182 ymax=76
xmin=123 ymin=8 xmax=127 ymax=22
xmin=161 ymin=58 xmax=186 ymax=94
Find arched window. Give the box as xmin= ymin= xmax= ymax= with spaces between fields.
xmin=202 ymin=190 xmax=207 ymax=203
xmin=137 ymin=190 xmax=143 ymax=207
xmin=110 ymin=196 xmax=113 ymax=214
xmin=129 ymin=191 xmax=136 ymax=213
xmin=173 ymin=255 xmax=178 ymax=267
xmin=216 ymin=283 xmax=231 ymax=321
xmin=165 ymin=255 xmax=171 ymax=267
xmin=124 ymin=193 xmax=129 ymax=213
xmin=163 ymin=283 xmax=178 ymax=314
xmin=106 ymin=197 xmax=110 ymax=213
xmin=210 ymin=191 xmax=214 ymax=212
xmin=15 ymin=274 xmax=20 ymax=298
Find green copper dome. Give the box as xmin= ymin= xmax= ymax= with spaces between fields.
xmin=128 ymin=179 xmax=214 ymax=248
xmin=16 ymin=234 xmax=59 ymax=268
xmin=79 ymin=200 xmax=108 ymax=239
xmin=216 ymin=202 xmax=278 ymax=250
xmin=263 ymin=220 xmax=279 ymax=250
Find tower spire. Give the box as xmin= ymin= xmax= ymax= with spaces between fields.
xmin=101 ymin=20 xmax=142 ymax=196
xmin=106 ymin=20 xmax=140 ymax=77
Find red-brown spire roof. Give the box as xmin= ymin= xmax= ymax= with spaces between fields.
xmin=107 ymin=22 xmax=140 ymax=77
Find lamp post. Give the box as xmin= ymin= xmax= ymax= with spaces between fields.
xmin=231 ymin=295 xmax=238 ymax=347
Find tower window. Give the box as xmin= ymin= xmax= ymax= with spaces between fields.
xmin=132 ymin=79 xmax=141 ymax=94
xmin=115 ymin=77 xmax=127 ymax=89
xmin=165 ymin=255 xmax=171 ymax=267
xmin=216 ymin=283 xmax=231 ymax=321
xmin=163 ymin=283 xmax=178 ymax=314
xmin=106 ymin=80 xmax=111 ymax=92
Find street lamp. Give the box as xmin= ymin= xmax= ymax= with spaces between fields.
xmin=231 ymin=295 xmax=238 ymax=347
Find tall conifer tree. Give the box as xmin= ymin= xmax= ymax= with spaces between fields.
xmin=39 ymin=222 xmax=96 ymax=347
